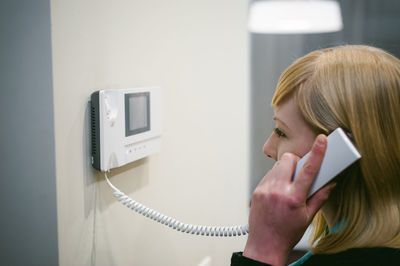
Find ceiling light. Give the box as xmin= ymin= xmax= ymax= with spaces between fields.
xmin=248 ymin=0 xmax=343 ymax=34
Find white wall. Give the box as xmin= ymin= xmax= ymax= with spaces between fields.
xmin=51 ymin=0 xmax=249 ymax=265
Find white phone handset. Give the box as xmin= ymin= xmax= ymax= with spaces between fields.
xmin=293 ymin=128 xmax=361 ymax=197
xmin=103 ymin=128 xmax=360 ymax=237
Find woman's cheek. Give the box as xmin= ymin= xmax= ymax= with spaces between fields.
xmin=277 ymin=142 xmax=304 ymax=160
xmin=276 ymin=144 xmax=290 ymax=160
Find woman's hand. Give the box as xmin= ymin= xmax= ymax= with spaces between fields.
xmin=243 ymin=135 xmax=336 ymax=266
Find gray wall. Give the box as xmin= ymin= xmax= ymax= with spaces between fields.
xmin=0 ymin=1 xmax=59 ymax=265
xmin=250 ymin=0 xmax=400 ymax=193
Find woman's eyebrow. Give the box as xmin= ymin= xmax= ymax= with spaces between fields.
xmin=273 ymin=116 xmax=292 ymax=132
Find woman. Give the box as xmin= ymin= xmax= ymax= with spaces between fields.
xmin=232 ymin=45 xmax=400 ymax=265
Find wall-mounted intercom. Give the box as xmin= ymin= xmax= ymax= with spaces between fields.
xmin=90 ymin=87 xmax=162 ymax=172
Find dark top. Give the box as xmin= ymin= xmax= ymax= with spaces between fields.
xmin=231 ymin=247 xmax=400 ymax=266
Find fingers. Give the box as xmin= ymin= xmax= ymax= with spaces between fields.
xmin=307 ymin=183 xmax=336 ymax=220
xmin=307 ymin=182 xmax=336 ymax=217
xmin=294 ymin=134 xmax=327 ymax=196
xmin=275 ymin=153 xmax=299 ymax=183
xmin=258 ymin=153 xmax=298 ymax=187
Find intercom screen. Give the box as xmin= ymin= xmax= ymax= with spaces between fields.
xmin=125 ymin=92 xmax=150 ymax=136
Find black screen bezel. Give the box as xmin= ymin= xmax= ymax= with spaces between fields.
xmin=125 ymin=92 xmax=151 ymax=137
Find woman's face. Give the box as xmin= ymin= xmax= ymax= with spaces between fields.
xmin=263 ymin=96 xmax=317 ymax=161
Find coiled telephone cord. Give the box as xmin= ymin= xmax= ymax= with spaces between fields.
xmin=104 ymin=172 xmax=249 ymax=237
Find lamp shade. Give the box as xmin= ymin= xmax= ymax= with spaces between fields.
xmin=248 ymin=0 xmax=343 ymax=34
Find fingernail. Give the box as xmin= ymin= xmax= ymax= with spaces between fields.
xmin=329 ymin=182 xmax=337 ymax=190
xmin=317 ymin=135 xmax=327 ymax=146
xmin=281 ymin=152 xmax=293 ymax=160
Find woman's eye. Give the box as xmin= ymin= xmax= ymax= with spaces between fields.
xmin=274 ymin=127 xmax=286 ymax=138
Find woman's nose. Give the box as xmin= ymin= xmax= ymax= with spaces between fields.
xmin=263 ymin=133 xmax=277 ymax=160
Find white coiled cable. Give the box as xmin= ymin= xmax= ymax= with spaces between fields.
xmin=104 ymin=172 xmax=249 ymax=237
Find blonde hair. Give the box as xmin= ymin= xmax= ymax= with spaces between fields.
xmin=272 ymin=45 xmax=400 ymax=254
